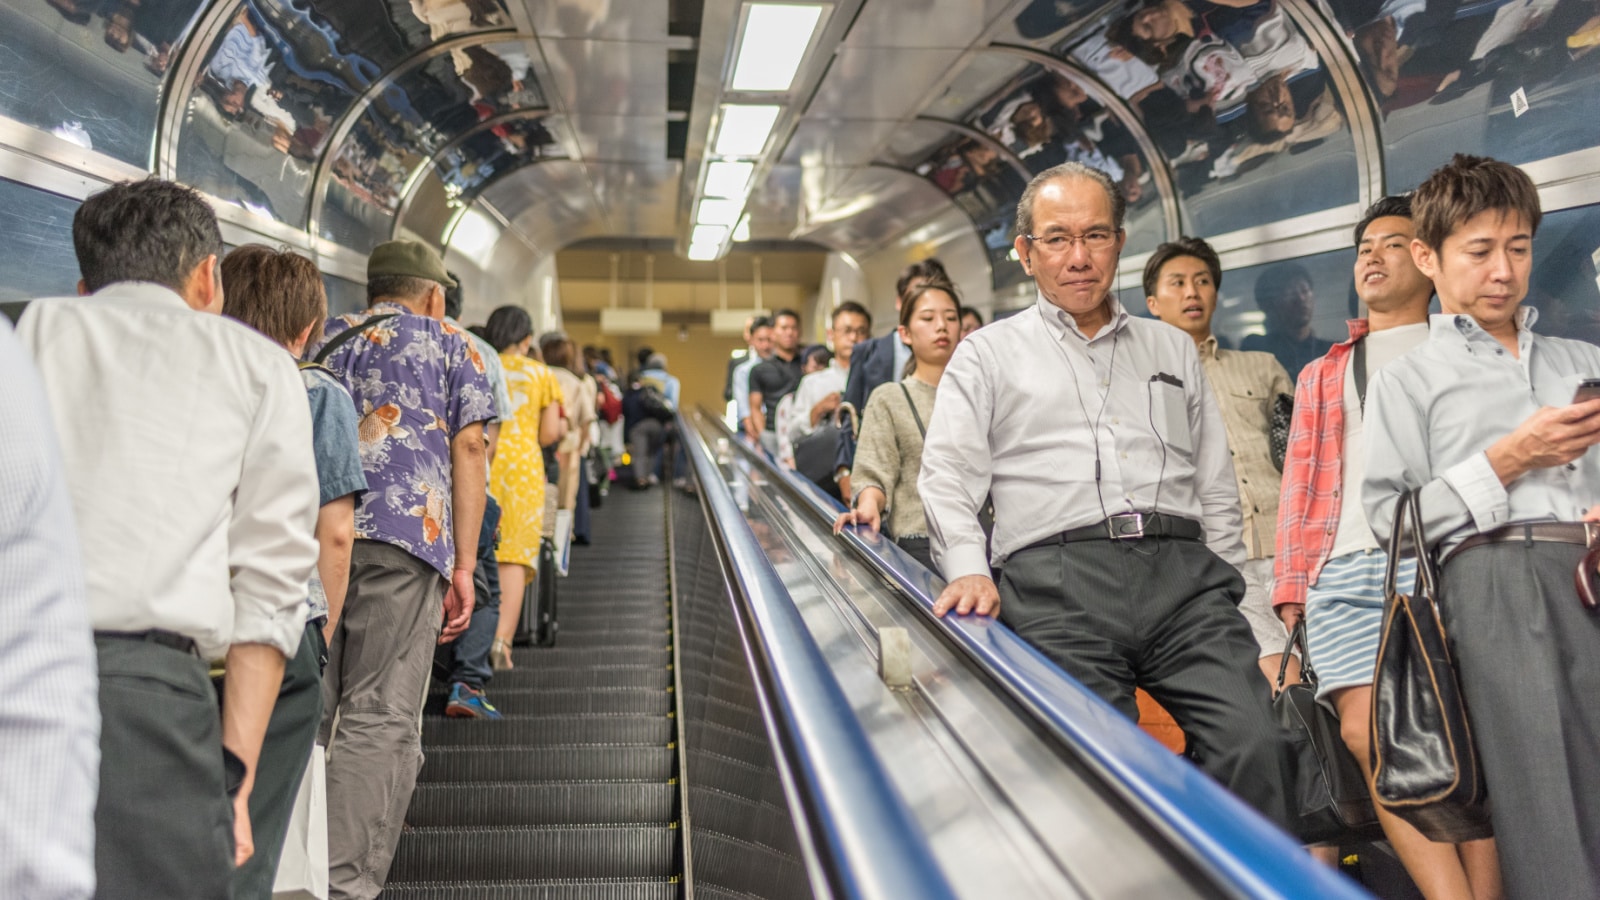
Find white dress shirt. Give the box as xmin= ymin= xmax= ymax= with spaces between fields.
xmin=1363 ymin=308 xmax=1600 ymax=554
xmin=733 ymin=354 xmax=762 ymax=422
xmin=921 ymin=293 xmax=1246 ymax=582
xmin=783 ymin=362 xmax=849 ymax=445
xmin=0 ymin=318 xmax=98 ymax=900
xmin=18 ymin=283 xmax=319 ymax=660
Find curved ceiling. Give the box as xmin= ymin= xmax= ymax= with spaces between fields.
xmin=4 ymin=0 xmax=1599 ymax=297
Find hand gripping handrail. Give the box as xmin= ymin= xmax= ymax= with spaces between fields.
xmin=678 ymin=413 xmax=960 ymax=900
xmin=713 ymin=413 xmax=1369 ymax=900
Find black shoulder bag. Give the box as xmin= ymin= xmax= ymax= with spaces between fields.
xmin=794 ymin=403 xmax=854 ymax=502
xmin=1273 ymin=621 xmax=1384 ymax=844
xmin=1370 ymin=489 xmax=1494 ymax=842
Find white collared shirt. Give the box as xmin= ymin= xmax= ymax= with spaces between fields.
xmin=783 ymin=361 xmax=849 ymax=445
xmin=1363 ymin=308 xmax=1600 ymax=554
xmin=18 ymin=283 xmax=318 ymax=660
xmin=920 ymin=293 xmax=1246 ymax=581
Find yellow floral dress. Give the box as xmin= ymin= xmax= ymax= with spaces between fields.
xmin=492 ymin=352 xmax=564 ymax=567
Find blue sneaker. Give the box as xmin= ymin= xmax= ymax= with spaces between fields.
xmin=445 ymin=682 xmax=503 ymax=720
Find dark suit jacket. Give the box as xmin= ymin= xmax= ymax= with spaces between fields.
xmin=836 ymin=332 xmax=901 ymax=470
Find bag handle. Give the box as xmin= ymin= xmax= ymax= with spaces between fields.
xmin=899 ymin=382 xmax=927 ymax=439
xmin=312 ymin=313 xmax=399 ymax=365
xmin=1276 ymin=619 xmax=1314 ymax=691
xmin=1384 ymin=489 xmax=1436 ymax=598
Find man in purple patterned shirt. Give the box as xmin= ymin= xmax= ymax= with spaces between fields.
xmin=307 ymin=241 xmax=494 ymax=900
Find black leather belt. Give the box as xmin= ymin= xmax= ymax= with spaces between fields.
xmin=94 ymin=628 xmax=198 ymax=656
xmin=1447 ymin=522 xmax=1600 ymax=561
xmin=1018 ymin=512 xmax=1204 ymax=553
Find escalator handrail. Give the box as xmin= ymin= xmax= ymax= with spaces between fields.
xmin=677 ymin=413 xmax=960 ymax=900
xmin=716 ymin=414 xmax=1367 ymax=900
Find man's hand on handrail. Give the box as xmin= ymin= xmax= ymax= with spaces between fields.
xmin=934 ymin=574 xmax=1000 ymax=618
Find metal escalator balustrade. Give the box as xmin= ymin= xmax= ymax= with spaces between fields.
xmin=380 ymin=487 xmax=681 ymax=899
xmin=708 ymin=410 xmax=1371 ymax=900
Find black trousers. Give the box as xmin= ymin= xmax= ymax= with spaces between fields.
xmin=94 ymin=636 xmax=234 ymax=900
xmin=234 ymin=622 xmax=325 ymax=900
xmin=1441 ymin=541 xmax=1600 ymax=899
xmin=998 ymin=536 xmax=1293 ymax=829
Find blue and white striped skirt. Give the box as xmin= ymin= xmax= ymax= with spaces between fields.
xmin=1304 ymin=549 xmax=1417 ymax=700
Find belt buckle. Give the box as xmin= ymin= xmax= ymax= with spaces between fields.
xmin=1108 ymin=512 xmax=1145 ymax=540
xmin=1586 ymin=523 xmax=1600 ymax=548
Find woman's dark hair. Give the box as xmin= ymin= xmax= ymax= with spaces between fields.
xmin=220 ymin=244 xmax=327 ymax=347
xmin=484 ymin=305 xmax=533 ymax=353
xmin=895 ymin=258 xmax=949 ymax=301
xmin=74 ymin=178 xmax=223 ymax=293
xmin=540 ymin=332 xmax=573 ymax=370
xmin=899 ymin=282 xmax=961 ymax=379
xmin=802 ymin=344 xmax=833 ymax=369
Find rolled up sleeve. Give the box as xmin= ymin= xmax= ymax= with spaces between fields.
xmin=1362 ymin=368 xmax=1477 ymax=549
xmin=920 ymin=342 xmax=994 ymax=582
xmin=229 ymin=362 xmax=319 ymax=656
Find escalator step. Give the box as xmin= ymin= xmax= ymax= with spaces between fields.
xmin=419 ymin=745 xmax=676 ymax=782
xmin=555 ymin=629 xmax=673 ymax=647
xmin=406 ymin=781 xmax=676 ymax=828
xmin=445 ymin=688 xmax=671 ymax=717
xmin=555 ymin=610 xmax=670 ymax=626
xmin=469 ymin=666 xmax=670 ymax=691
xmin=387 ymin=825 xmax=676 ymax=882
xmin=422 ymin=715 xmax=673 ymax=748
xmin=378 ymin=878 xmax=676 ymax=900
xmin=509 ymin=647 xmax=671 ymax=668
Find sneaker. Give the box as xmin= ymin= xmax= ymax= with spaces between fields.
xmin=445 ymin=682 xmax=503 ymax=720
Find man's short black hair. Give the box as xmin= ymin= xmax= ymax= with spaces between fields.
xmin=444 ymin=269 xmax=464 ymax=319
xmin=832 ymin=300 xmax=871 ymax=329
xmin=772 ymin=308 xmax=800 ymax=327
xmin=960 ymin=306 xmax=984 ymax=326
xmin=636 ymin=346 xmax=655 ymax=369
xmin=73 ymin=178 xmax=223 ymax=293
xmin=750 ymin=315 xmax=774 ymax=332
xmin=1143 ymin=236 xmax=1223 ymax=299
xmin=1354 ymin=194 xmax=1413 ymax=245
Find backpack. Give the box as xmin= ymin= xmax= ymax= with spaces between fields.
xmin=636 ymin=382 xmax=674 ymax=422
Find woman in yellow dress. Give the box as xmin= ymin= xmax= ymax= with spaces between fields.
xmin=485 ymin=306 xmax=566 ymax=669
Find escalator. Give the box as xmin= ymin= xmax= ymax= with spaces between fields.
xmin=379 ymin=488 xmax=682 ymax=899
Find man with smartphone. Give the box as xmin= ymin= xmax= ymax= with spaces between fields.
xmin=1363 ymin=154 xmax=1600 ymax=899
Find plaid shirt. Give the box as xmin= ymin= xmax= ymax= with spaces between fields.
xmin=1271 ymin=319 xmax=1369 ymax=608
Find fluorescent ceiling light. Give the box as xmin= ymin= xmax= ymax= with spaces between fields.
xmin=733 ymin=214 xmax=751 ymax=242
xmin=696 ymin=198 xmax=744 ymax=227
xmin=714 ymin=104 xmax=780 ymax=157
xmin=447 ymin=207 xmax=500 ymax=267
xmin=704 ymin=160 xmax=755 ymax=199
xmin=730 ymin=4 xmax=826 ymax=92
xmin=692 ymin=224 xmax=730 ymax=246
xmin=687 ymin=242 xmax=722 ymax=261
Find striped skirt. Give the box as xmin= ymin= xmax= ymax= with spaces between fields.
xmin=1304 ymin=549 xmax=1417 ymax=700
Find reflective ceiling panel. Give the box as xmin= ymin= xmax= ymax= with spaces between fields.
xmin=986 ymin=0 xmax=1112 ymax=51
xmin=483 ymin=158 xmax=605 ymax=250
xmin=919 ymin=52 xmax=1031 ymax=121
xmin=316 ymin=37 xmax=546 ymax=250
xmin=539 ymin=38 xmax=669 ymax=117
xmin=587 ymin=159 xmax=682 ymax=236
xmin=1060 ymin=1 xmax=1359 ymax=236
xmin=174 ymin=0 xmax=515 ymax=228
xmin=518 ymin=0 xmax=670 ymax=41
xmin=878 ymin=119 xmax=962 ymax=169
xmin=0 ymin=0 xmax=208 ymax=165
xmin=841 ymin=0 xmax=990 ymax=48
xmin=780 ymin=118 xmax=905 ymax=168
xmin=746 ymin=163 xmax=805 ymax=241
xmin=566 ymin=113 xmax=668 ymax=162
xmin=800 ymin=166 xmax=955 ymax=252
xmin=1335 ymin=0 xmax=1600 ymax=192
xmin=434 ymin=115 xmax=564 ymax=200
xmin=805 ymin=47 xmax=968 ymax=119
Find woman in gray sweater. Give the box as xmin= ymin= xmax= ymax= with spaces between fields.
xmin=833 ymin=282 xmax=962 ymax=571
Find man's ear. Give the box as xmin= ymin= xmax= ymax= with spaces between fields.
xmin=184 ymin=254 xmax=223 ymax=313
xmin=1014 ymin=235 xmax=1032 ymax=276
xmin=1409 ymin=238 xmax=1439 ymax=281
xmin=1145 ymin=294 xmax=1161 ymax=317
xmin=77 ymin=279 xmax=90 ymax=297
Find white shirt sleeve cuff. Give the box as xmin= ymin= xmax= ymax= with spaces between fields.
xmin=936 ymin=543 xmax=992 ymax=583
xmin=1440 ymin=452 xmax=1510 ymax=532
xmin=232 ymin=602 xmax=309 ymax=658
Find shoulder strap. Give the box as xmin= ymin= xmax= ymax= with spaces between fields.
xmin=899 ymin=382 xmax=926 ymax=438
xmin=1352 ymin=335 xmax=1368 ymax=414
xmin=312 ymin=313 xmax=399 ymax=365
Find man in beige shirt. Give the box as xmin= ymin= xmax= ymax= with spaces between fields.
xmin=1145 ymin=237 xmax=1296 ymax=685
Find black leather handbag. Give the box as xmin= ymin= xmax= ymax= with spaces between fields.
xmin=794 ymin=403 xmax=856 ymax=501
xmin=1273 ymin=622 xmax=1384 ymax=844
xmin=1370 ymin=490 xmax=1494 ymax=842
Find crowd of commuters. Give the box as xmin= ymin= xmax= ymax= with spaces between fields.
xmin=2 ymin=149 xmax=1596 ymax=900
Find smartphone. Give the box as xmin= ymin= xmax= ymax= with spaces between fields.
xmin=1575 ymin=379 xmax=1600 ymax=403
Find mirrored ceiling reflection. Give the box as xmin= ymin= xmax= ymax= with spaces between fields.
xmin=318 ymin=38 xmax=546 ymax=251
xmin=173 ymin=0 xmax=512 ymax=231
xmin=1061 ymin=0 xmax=1360 ymax=235
xmin=0 ymin=0 xmax=208 ymax=165
xmin=1335 ymin=0 xmax=1600 ymax=190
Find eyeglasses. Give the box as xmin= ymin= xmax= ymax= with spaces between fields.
xmin=1025 ymin=229 xmax=1119 ymax=255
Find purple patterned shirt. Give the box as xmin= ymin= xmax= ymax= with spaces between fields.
xmin=308 ymin=302 xmax=494 ymax=577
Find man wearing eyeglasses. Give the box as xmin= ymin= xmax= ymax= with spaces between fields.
xmin=917 ymin=162 xmax=1292 ymax=829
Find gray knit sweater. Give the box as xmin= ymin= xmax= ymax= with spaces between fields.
xmin=850 ymin=377 xmax=937 ymax=540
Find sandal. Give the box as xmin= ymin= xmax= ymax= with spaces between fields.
xmin=490 ymin=638 xmax=514 ymax=670
xmin=104 ymin=10 xmax=133 ymax=53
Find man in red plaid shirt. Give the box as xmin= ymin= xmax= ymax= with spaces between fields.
xmin=1272 ymin=195 xmax=1500 ymax=894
